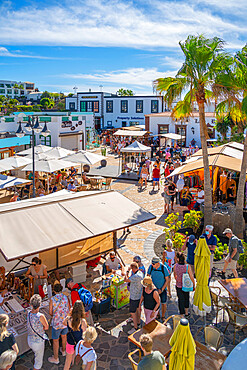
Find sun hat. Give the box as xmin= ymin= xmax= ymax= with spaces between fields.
xmin=151 ymin=256 xmax=160 ymax=264
xmin=141 ymin=276 xmax=153 ymax=287
xmin=223 ymin=228 xmax=232 ymax=234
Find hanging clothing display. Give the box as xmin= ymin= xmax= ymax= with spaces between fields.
xmin=219 ymin=173 xmax=228 ymax=195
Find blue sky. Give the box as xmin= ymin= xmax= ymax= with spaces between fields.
xmin=0 ymin=0 xmax=246 ymax=95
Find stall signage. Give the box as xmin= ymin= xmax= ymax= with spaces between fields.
xmin=116 ymin=116 xmax=144 ymax=120
xmin=61 ymin=121 xmax=72 ymax=128
xmin=81 ymin=96 xmax=98 ymax=99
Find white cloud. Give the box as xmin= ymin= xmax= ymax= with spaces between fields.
xmin=61 ymin=67 xmax=176 ymax=88
xmin=0 ymin=0 xmax=245 ymax=50
xmin=0 ymin=46 xmax=56 ymax=59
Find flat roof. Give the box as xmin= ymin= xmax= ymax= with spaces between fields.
xmin=0 ymin=190 xmax=155 ymax=261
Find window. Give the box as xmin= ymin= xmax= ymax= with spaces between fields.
xmin=69 ymin=102 xmax=76 ymax=111
xmin=0 ymin=84 xmax=4 ymax=88
xmin=87 ymin=101 xmax=93 ymax=112
xmin=0 ymin=89 xmax=5 ymax=94
xmin=93 ymin=101 xmax=99 ymax=113
xmin=80 ymin=101 xmax=86 ymax=112
xmin=136 ymin=100 xmax=143 ymax=113
xmin=40 ymin=134 xmax=51 ymax=146
xmin=176 ymin=125 xmax=186 ymax=147
xmin=14 ymin=90 xmax=19 ymax=95
xmin=7 ymin=89 xmax=12 ymax=95
xmin=121 ymin=100 xmax=128 ymax=113
xmin=21 ymin=91 xmax=24 ymax=95
xmin=158 ymin=125 xmax=169 ymax=134
xmin=151 ymin=100 xmax=158 ymax=113
xmin=106 ymin=100 xmax=113 ymax=113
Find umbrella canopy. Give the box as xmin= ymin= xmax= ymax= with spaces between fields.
xmin=0 ymin=156 xmax=32 ymax=169
xmin=62 ymin=150 xmax=105 ymax=165
xmin=25 ymin=152 xmax=54 ymax=161
xmin=17 ymin=144 xmax=51 ymax=156
xmin=169 ymin=320 xmax=196 ymax=370
xmin=44 ymin=146 xmax=75 ymax=158
xmin=0 ymin=163 xmax=14 ymax=172
xmin=21 ymin=159 xmax=76 ymax=173
xmin=221 ymin=337 xmax=247 ymax=370
xmin=193 ymin=237 xmax=211 ymax=316
xmin=0 ymin=174 xmax=31 ymax=189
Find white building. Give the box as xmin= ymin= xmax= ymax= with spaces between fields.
xmin=0 ymin=112 xmax=95 ymax=153
xmin=0 ymin=80 xmax=35 ymax=98
xmin=104 ymin=95 xmax=163 ymax=128
xmin=65 ymin=91 xmax=164 ymax=130
xmin=145 ymin=112 xmax=217 ymax=147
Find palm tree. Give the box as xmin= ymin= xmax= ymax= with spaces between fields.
xmin=215 ymin=45 xmax=247 ymax=237
xmin=154 ymin=35 xmax=232 ymax=226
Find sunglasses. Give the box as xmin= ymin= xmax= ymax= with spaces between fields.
xmin=152 ymin=262 xmax=157 ymax=265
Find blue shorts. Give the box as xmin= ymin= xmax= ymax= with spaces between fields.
xmin=52 ymin=327 xmax=68 ymax=339
xmin=159 ymin=290 xmax=167 ymax=304
xmin=153 ymin=178 xmax=160 ymax=182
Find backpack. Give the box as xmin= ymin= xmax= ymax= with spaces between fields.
xmin=237 ymin=239 xmax=244 ymax=254
xmin=150 ymin=263 xmax=169 ymax=277
xmin=72 ymin=283 xmax=93 ymax=312
xmin=182 ymin=265 xmax=193 ymax=292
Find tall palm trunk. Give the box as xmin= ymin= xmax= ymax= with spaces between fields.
xmin=198 ymin=100 xmax=213 ymax=226
xmin=233 ymin=134 xmax=247 ymax=238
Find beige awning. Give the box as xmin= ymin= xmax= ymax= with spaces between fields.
xmin=0 ymin=190 xmax=155 ymax=261
xmin=168 ymin=154 xmax=246 ymax=177
xmin=114 ymin=129 xmax=147 ymax=137
xmin=191 ymin=142 xmax=243 ymax=159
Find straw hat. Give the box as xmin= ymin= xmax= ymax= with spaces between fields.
xmin=141 ymin=276 xmax=153 ymax=287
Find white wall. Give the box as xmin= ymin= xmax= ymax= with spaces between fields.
xmin=104 ymin=96 xmax=162 ymax=128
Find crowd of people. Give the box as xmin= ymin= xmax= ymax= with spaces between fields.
xmin=0 ymin=223 xmax=242 ymax=369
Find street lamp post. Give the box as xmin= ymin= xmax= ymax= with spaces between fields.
xmin=16 ymin=116 xmax=50 ymax=198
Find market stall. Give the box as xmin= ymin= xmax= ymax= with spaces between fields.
xmin=120 ymin=140 xmax=151 ymax=174
xmin=0 ymin=190 xmax=155 ymax=354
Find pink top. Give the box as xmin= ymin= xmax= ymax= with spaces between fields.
xmin=174 ymin=263 xmax=187 ymax=288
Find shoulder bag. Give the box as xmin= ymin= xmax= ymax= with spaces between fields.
xmin=182 ymin=265 xmax=193 ymax=292
xmin=28 ymin=312 xmax=51 ymax=345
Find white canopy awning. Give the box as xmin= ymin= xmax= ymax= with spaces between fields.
xmin=21 ymin=158 xmax=75 ymax=173
xmin=0 ymin=190 xmax=155 ymax=261
xmin=0 ymin=156 xmax=32 ymax=169
xmin=17 ymin=144 xmax=51 ymax=156
xmin=114 ymin=129 xmax=147 ymax=137
xmin=44 ymin=146 xmax=75 ymax=158
xmin=161 ymin=133 xmax=185 ymax=140
xmin=0 ymin=174 xmax=31 ymax=189
xmin=62 ymin=150 xmax=105 ymax=165
xmin=121 ymin=140 xmax=151 ymax=153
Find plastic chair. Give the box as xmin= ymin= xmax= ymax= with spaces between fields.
xmin=195 ymin=325 xmax=224 ymax=351
xmin=224 ymin=305 xmax=247 ymax=344
xmin=163 ymin=315 xmax=182 ymax=331
xmin=128 ymin=349 xmax=142 ymax=370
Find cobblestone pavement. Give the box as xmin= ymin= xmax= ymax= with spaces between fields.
xmin=16 ymin=150 xmax=247 ymax=369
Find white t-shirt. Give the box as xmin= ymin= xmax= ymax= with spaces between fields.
xmin=105 ymin=256 xmax=120 ymax=270
xmin=75 ymin=341 xmax=97 ymax=365
xmin=197 ymin=190 xmax=204 ymax=204
xmin=176 ymin=178 xmax=185 ymax=192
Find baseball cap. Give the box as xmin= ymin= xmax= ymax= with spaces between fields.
xmin=151 ymin=256 xmax=160 ymax=264
xmin=133 ymin=255 xmax=141 ymax=262
xmin=65 ymin=277 xmax=73 ymax=287
xmin=223 ymin=228 xmax=232 ymax=234
xmin=188 ymin=235 xmax=196 ymax=243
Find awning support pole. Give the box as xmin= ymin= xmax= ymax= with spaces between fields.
xmin=6 ymin=257 xmax=28 ymax=277
xmin=56 ymin=248 xmax=59 ymax=269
